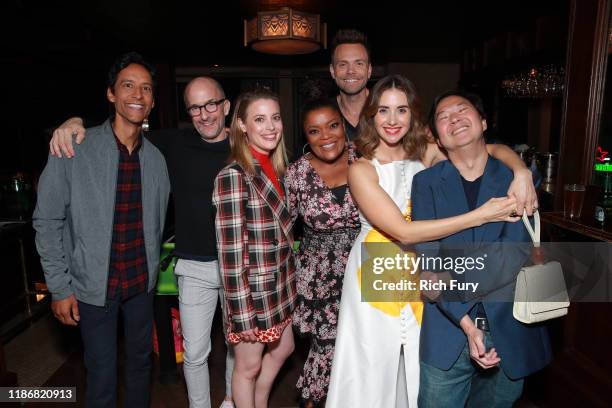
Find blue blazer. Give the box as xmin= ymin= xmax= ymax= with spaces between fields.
xmin=412 ymin=157 xmax=551 ymax=380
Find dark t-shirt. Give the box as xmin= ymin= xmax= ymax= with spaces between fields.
xmin=461 ymin=175 xmax=482 ymax=212
xmin=147 ymin=128 xmax=230 ymax=260
xmin=334 ymin=98 xmax=359 ymax=141
xmin=461 ymin=171 xmax=485 ymax=317
xmin=343 ymin=116 xmax=358 ymax=141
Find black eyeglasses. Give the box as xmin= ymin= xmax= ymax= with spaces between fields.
xmin=187 ymin=98 xmax=226 ymax=116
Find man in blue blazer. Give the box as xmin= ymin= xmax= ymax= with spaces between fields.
xmin=412 ymin=90 xmax=551 ymax=407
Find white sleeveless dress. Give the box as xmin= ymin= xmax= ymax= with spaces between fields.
xmin=326 ymin=159 xmax=425 ymax=408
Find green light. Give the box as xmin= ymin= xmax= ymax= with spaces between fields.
xmin=595 ymin=163 xmax=612 ymax=172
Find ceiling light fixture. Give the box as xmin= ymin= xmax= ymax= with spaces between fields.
xmin=244 ymin=6 xmax=326 ymax=55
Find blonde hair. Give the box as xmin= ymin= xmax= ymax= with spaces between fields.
xmin=355 ymin=74 xmax=428 ymax=161
xmin=228 ymin=88 xmax=288 ymax=176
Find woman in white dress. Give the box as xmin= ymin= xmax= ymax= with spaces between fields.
xmin=326 ymin=74 xmax=536 ymax=408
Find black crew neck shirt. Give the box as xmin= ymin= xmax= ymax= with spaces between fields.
xmin=147 ymin=128 xmax=230 ymax=260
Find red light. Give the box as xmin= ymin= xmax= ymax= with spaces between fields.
xmin=596 ymin=146 xmax=609 ymax=163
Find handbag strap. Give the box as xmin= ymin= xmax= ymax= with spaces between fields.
xmin=521 ymin=210 xmax=541 ymax=247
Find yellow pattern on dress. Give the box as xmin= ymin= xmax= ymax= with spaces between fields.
xmin=357 ymin=200 xmax=423 ymax=324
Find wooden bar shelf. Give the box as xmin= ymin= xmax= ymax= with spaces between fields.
xmin=540 ymin=211 xmax=612 ymax=242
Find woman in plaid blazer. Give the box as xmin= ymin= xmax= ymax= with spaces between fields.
xmin=213 ymin=88 xmax=297 ymax=408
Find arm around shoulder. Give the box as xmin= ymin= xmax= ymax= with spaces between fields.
xmin=486 ymin=144 xmax=537 ymax=214
xmin=349 ymin=160 xmax=485 ymax=244
xmin=423 ymin=142 xmax=447 ymax=167
xmin=50 ymin=117 xmax=86 ymax=158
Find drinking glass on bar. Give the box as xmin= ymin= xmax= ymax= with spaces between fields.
xmin=563 ymin=184 xmax=586 ymax=219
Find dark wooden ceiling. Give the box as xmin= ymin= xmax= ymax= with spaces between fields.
xmin=0 ymin=0 xmax=570 ymax=174
xmin=3 ymin=0 xmax=567 ymax=68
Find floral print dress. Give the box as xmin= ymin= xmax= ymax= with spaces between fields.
xmin=285 ymin=146 xmax=360 ymax=404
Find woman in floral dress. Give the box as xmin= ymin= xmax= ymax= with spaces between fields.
xmin=285 ymin=99 xmax=360 ymax=407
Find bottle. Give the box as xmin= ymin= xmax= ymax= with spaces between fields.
xmin=6 ymin=173 xmax=32 ymax=220
xmin=595 ymin=172 xmax=612 ymax=225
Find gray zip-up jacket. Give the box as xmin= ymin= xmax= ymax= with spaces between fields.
xmin=33 ymin=120 xmax=171 ymax=306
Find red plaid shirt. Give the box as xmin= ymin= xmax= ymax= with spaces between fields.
xmin=106 ymin=133 xmax=149 ymax=300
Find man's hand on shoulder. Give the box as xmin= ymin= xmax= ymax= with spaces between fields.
xmin=51 ymin=294 xmax=80 ymax=326
xmin=50 ymin=117 xmax=86 ymax=158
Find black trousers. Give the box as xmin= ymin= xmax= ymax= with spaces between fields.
xmin=78 ymin=291 xmax=154 ymax=408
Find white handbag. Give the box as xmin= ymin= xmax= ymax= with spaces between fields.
xmin=513 ymin=211 xmax=570 ymax=324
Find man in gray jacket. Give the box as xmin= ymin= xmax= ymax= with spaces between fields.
xmin=33 ymin=52 xmax=170 ymax=408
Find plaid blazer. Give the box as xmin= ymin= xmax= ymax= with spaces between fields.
xmin=213 ymin=161 xmax=297 ymax=333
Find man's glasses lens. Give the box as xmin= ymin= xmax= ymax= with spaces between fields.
xmin=188 ymin=99 xmax=226 ymax=116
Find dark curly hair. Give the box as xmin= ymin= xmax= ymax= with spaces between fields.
xmin=107 ymin=51 xmax=157 ymax=93
xmin=300 ymin=98 xmax=340 ymax=122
